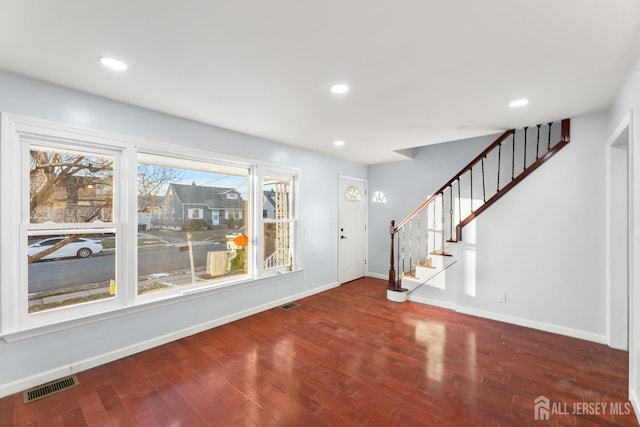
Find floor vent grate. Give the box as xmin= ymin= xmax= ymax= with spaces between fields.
xmin=23 ymin=375 xmax=79 ymax=403
xmin=280 ymin=302 xmax=300 ymax=311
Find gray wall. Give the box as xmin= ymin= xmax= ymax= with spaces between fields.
xmin=0 ymin=70 xmax=366 ymax=394
xmin=367 ymin=133 xmax=498 ymax=278
xmin=608 ymin=54 xmax=640 ymax=414
xmin=368 ymin=113 xmax=608 ymax=339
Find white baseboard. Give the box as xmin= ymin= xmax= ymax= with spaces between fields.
xmin=368 ymin=273 xmax=606 ymax=345
xmin=366 ymin=272 xmax=387 ymax=280
xmin=455 ymin=305 xmax=607 ymax=344
xmin=0 ymin=281 xmax=339 ymax=399
xmin=408 ymin=295 xmax=457 ymax=311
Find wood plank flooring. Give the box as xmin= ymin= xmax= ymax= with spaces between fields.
xmin=0 ymin=277 xmax=636 ymax=426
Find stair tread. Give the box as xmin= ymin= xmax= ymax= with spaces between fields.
xmin=429 ymin=251 xmax=452 ymax=257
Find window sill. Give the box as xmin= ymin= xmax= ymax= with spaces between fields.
xmin=1 ymin=268 xmax=304 ymax=342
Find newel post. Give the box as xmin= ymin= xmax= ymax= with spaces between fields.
xmin=388 ymin=220 xmax=396 ymax=289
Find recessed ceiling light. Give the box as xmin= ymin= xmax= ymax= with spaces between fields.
xmin=330 ymin=84 xmax=349 ymax=95
xmin=98 ymin=56 xmax=128 ymax=71
xmin=333 ymin=140 xmax=345 ymax=146
xmin=509 ymin=98 xmax=528 ymax=108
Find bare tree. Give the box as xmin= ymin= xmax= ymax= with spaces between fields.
xmin=137 ymin=164 xmax=183 ymax=212
xmin=28 ymin=150 xmax=113 ymax=263
xmin=28 ymin=153 xmax=183 ymax=263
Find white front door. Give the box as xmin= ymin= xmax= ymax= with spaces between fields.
xmin=339 ymin=176 xmax=367 ymax=284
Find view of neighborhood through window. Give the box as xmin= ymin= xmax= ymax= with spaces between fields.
xmin=263 ymin=176 xmax=294 ymax=269
xmin=28 ymin=147 xmax=116 ymax=313
xmin=136 ymin=154 xmax=250 ymax=295
xmin=3 ymin=115 xmax=301 ymax=334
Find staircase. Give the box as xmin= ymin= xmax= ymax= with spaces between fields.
xmin=387 ymin=119 xmax=570 ymax=302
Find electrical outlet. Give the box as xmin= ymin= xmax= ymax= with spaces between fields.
xmin=497 ymin=291 xmax=506 ymax=303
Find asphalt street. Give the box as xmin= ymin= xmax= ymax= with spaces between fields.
xmin=28 ymin=242 xmax=226 ymax=293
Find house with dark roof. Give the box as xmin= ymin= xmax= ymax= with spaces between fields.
xmin=262 ymin=190 xmax=276 ymax=219
xmin=164 ymin=183 xmax=245 ymax=229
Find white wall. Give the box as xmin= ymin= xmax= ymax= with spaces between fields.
xmin=0 ymin=71 xmax=366 ymax=396
xmin=368 ymin=113 xmax=608 ymax=341
xmin=608 ymin=54 xmax=640 ymax=417
xmin=464 ymin=113 xmax=606 ymax=337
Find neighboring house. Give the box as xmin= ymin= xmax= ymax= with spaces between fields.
xmin=263 ymin=190 xmax=276 ymax=219
xmin=31 ymin=175 xmax=112 ymax=223
xmin=163 ymin=182 xmax=245 ymax=229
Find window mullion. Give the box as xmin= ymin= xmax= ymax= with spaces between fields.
xmin=122 ymin=145 xmax=137 ymax=305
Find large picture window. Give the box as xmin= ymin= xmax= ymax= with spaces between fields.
xmin=136 ymin=153 xmax=250 ymax=297
xmin=0 ymin=114 xmax=299 ymax=337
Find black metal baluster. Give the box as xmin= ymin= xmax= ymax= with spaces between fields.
xmin=497 ymin=141 xmax=502 ymax=192
xmin=536 ymin=124 xmax=541 ymax=159
xmin=523 ymin=126 xmax=528 ymax=170
xmin=547 ymin=122 xmax=553 ymax=150
xmin=511 ymin=132 xmax=516 ymax=180
xmin=470 ymin=167 xmax=474 ymax=213
xmin=481 ymin=156 xmax=486 ymax=203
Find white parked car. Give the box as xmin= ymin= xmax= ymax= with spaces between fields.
xmin=28 ymin=237 xmax=103 ymax=260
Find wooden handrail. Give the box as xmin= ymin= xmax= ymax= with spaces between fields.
xmin=388 ymin=119 xmax=570 ymax=289
xmin=393 ymin=129 xmax=514 ymax=232
xmin=393 ymin=119 xmax=569 ymax=234
xmin=455 ymin=118 xmax=570 ymax=239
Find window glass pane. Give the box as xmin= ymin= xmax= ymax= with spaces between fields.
xmin=263 ymin=177 xmax=292 ymax=269
xmin=28 ymin=231 xmax=115 ymax=313
xmin=30 ymin=148 xmax=113 ymax=223
xmin=137 ymin=155 xmax=249 ymax=295
xmin=345 ymin=186 xmax=361 ymax=201
xmin=264 ymin=222 xmax=290 ymax=269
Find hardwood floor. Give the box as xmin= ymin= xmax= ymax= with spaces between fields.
xmin=0 ymin=277 xmax=636 ymax=426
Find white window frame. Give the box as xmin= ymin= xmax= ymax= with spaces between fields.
xmin=1 ymin=114 xmax=133 ymax=333
xmin=259 ymin=169 xmax=299 ymax=273
xmin=0 ymin=114 xmax=301 ymax=339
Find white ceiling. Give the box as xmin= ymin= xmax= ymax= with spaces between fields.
xmin=1 ymin=1 xmax=639 ymax=164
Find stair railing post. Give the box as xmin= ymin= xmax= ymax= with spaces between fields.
xmin=388 ymin=220 xmax=396 ymax=289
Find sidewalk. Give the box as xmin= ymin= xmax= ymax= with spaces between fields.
xmin=27 ymin=266 xmax=245 ymax=311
